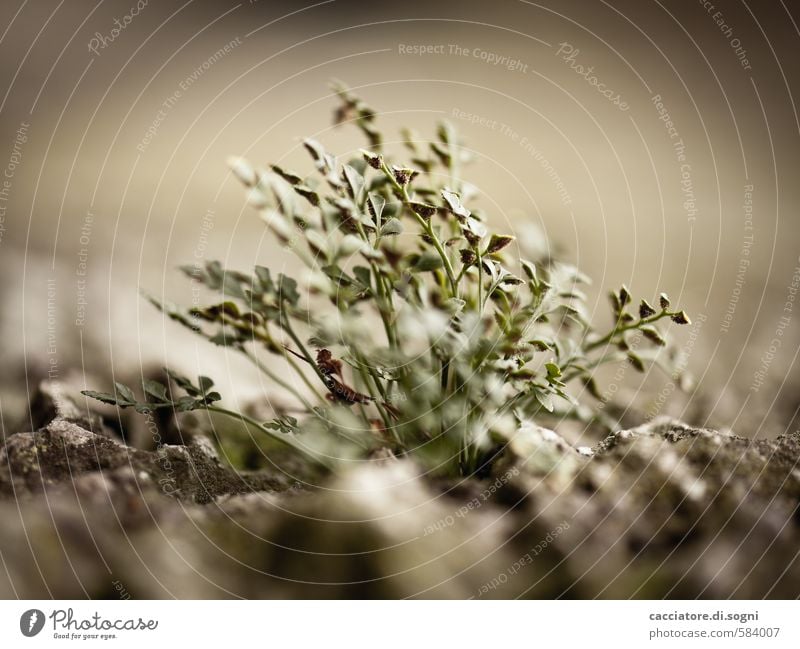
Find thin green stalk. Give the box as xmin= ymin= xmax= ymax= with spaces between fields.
xmin=351 ymin=351 xmax=393 ymax=431
xmin=352 ymin=217 xmax=397 ymax=348
xmin=207 ymin=405 xmax=329 ymax=468
xmin=281 ymin=313 xmax=327 ymax=384
xmin=240 ymin=346 xmax=318 ymax=407
xmin=477 ymin=250 xmax=484 ymax=313
xmin=283 ymin=351 xmax=326 ymax=401
xmin=561 ymin=351 xmax=626 ymax=384
xmin=585 ymin=309 xmax=677 ymax=352
xmin=381 ymin=162 xmax=459 ymax=296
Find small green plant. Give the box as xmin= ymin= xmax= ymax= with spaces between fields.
xmin=84 ymin=85 xmax=691 ymax=477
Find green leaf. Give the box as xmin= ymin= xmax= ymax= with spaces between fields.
xmin=352 ymin=266 xmax=372 ymax=288
xmin=545 ymin=362 xmax=562 ymax=379
xmin=535 ymin=390 xmax=555 ymax=413
xmin=114 ymin=382 xmax=136 ymax=404
xmin=413 ymin=249 xmax=444 ymax=272
xmin=367 ymin=193 xmax=385 ymax=224
xmin=305 ymin=229 xmax=330 ymax=257
xmin=278 ymin=274 xmax=300 ymax=305
xmin=165 ymin=369 xmax=201 ymax=396
xmin=81 ymin=390 xmax=122 ymax=406
xmin=380 ymin=218 xmax=403 ymax=236
xmin=441 ymin=189 xmax=470 ymax=218
xmin=342 ymin=164 xmax=365 ymax=200
xmin=198 ymin=376 xmax=214 ymax=393
xmin=174 ymin=396 xmax=200 ymax=412
xmin=254 ymin=266 xmax=274 ymax=294
xmin=143 ymin=380 xmax=168 ymax=402
xmin=303 ymin=138 xmax=334 ymax=174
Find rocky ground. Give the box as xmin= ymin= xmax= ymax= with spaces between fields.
xmin=1 ymin=380 xmax=798 ymax=599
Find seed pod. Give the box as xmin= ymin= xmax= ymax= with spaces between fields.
xmin=246 ymin=187 xmax=269 ymax=209
xmin=639 ymin=299 xmax=656 ymax=319
xmin=409 ymin=202 xmax=436 ymax=220
xmin=392 ymin=165 xmax=418 ymax=186
xmin=379 ymin=218 xmax=403 ymax=237
xmin=582 ymin=375 xmax=603 ymax=400
xmin=459 ymin=249 xmax=477 ymax=266
xmin=619 ymin=285 xmax=632 ymax=307
xmin=671 ymin=310 xmax=691 ymax=325
xmin=338 ymin=234 xmax=365 ymax=257
xmin=641 ymin=326 xmax=667 ymax=346
xmin=609 ymin=290 xmax=622 ymax=314
xmin=361 ymin=149 xmax=383 ymax=170
xmin=259 ymin=209 xmax=292 ymax=244
xmin=659 ymin=293 xmax=671 ymax=310
xmin=227 ymin=156 xmax=257 ymax=187
xmin=627 ymin=352 xmax=645 ymax=372
xmin=486 ymin=234 xmax=515 ymax=254
xmin=305 ymin=229 xmax=330 ymax=257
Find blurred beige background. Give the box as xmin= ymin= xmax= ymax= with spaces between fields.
xmin=1 ymin=0 xmax=798 ymax=438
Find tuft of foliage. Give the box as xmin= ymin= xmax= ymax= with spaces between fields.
xmin=85 ymin=85 xmax=691 ymax=477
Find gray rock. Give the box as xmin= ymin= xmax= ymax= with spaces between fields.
xmin=26 ymin=379 xmax=117 ymax=438
xmin=0 ymin=418 xmax=295 ymax=502
xmin=0 ymin=414 xmax=798 ymax=598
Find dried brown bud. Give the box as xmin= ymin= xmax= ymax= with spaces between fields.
xmin=392 ymin=165 xmax=418 ymax=186
xmin=409 ymin=202 xmax=436 ymax=220
xmin=671 ymin=310 xmax=691 ymax=325
xmin=609 ymin=291 xmax=622 ymax=314
xmin=627 ymin=352 xmax=645 ymax=372
xmin=619 ymin=285 xmax=632 ymax=307
xmin=639 ymin=299 xmax=656 ymax=319
xmin=459 ymin=249 xmax=477 ymax=266
xmin=361 ymin=149 xmax=383 ymax=170
xmin=486 ymin=234 xmax=515 ymax=254
xmin=641 ymin=326 xmax=667 ymax=346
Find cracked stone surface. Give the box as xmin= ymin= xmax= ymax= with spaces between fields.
xmin=0 ymin=386 xmax=798 ymax=599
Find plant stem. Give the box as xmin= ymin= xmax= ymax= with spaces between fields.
xmin=585 ymin=310 xmax=676 ymax=352
xmin=240 ymin=346 xmax=319 ymax=407
xmin=283 ymin=351 xmax=326 ymax=402
xmin=381 ymin=162 xmax=459 ymax=296
xmin=207 ymin=405 xmax=329 ymax=467
xmin=561 ymin=351 xmax=626 ymax=384
xmin=281 ymin=313 xmax=327 ymax=384
xmin=353 ymin=218 xmax=397 ymax=348
xmin=477 ymin=250 xmax=484 ymax=313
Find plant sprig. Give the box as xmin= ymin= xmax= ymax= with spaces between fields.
xmin=84 ymin=84 xmax=692 ymax=477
